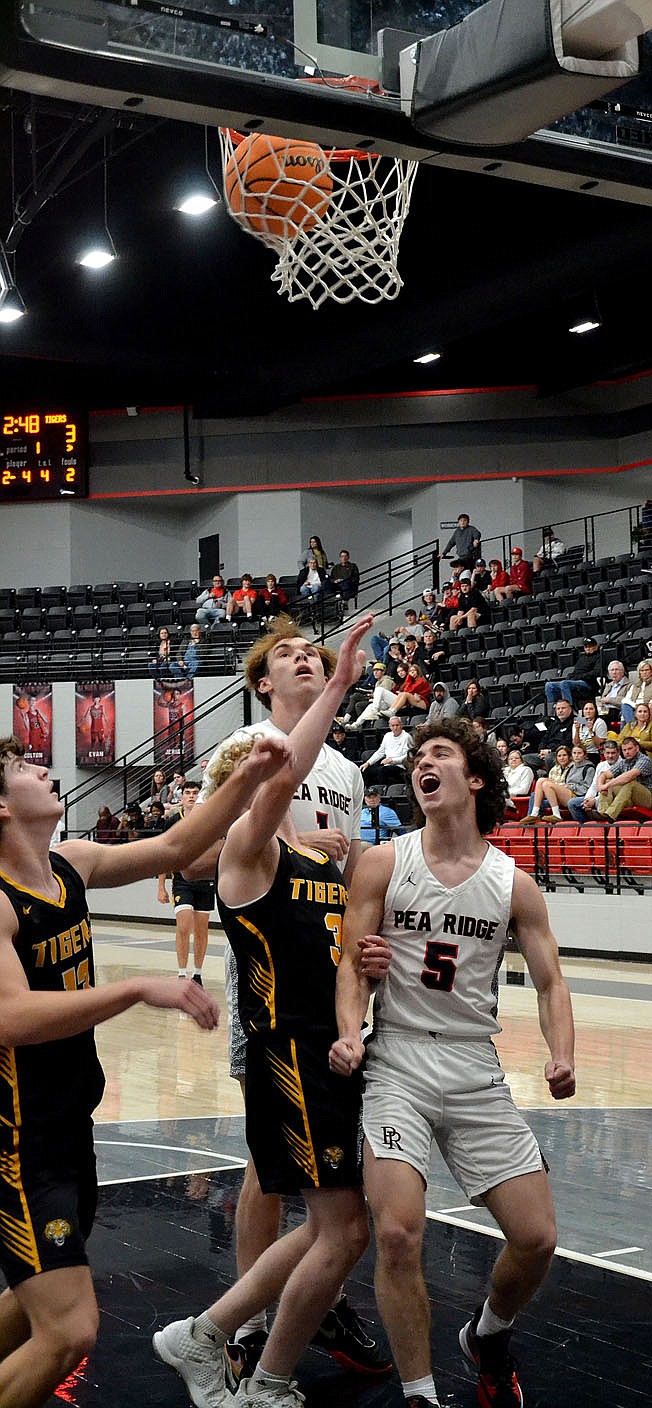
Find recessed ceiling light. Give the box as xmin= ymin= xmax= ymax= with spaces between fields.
xmin=78 ymin=247 xmax=116 ymax=269
xmin=177 ymin=193 xmax=218 ymax=216
xmin=569 ymin=318 xmax=601 ymax=334
xmin=414 ymin=351 xmax=441 ymax=364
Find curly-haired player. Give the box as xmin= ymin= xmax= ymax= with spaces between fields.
xmin=332 ymin=717 xmax=576 ymax=1408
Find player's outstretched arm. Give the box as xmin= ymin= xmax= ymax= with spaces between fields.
xmin=226 ymin=614 xmax=373 ymax=864
xmin=509 ymin=868 xmax=576 ymax=1101
xmin=330 ymin=843 xmax=392 ymax=1077
xmin=58 ymin=734 xmax=291 ymax=891
xmin=0 ymin=894 xmax=218 ymax=1047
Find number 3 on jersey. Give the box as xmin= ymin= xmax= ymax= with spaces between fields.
xmin=421 ymin=940 xmax=458 ymax=992
xmin=324 ymin=912 xmax=342 ymax=967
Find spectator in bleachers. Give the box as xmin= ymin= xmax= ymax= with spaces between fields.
xmin=297 ymin=534 xmax=328 ymax=570
xmin=381 ymin=641 xmax=406 ymax=680
xmin=521 ymin=744 xmax=575 ymax=824
xmin=568 ymin=740 xmax=621 ymax=823
xmin=145 ymin=799 xmax=167 ymax=833
xmin=544 ymin=637 xmax=601 ymax=711
xmin=420 ymin=627 xmax=448 ymax=678
xmin=147 ymin=768 xmax=170 ymax=809
xmin=441 ymin=512 xmax=482 ymax=569
xmin=403 ymin=635 xmax=423 ymax=668
xmin=595 ymin=659 xmax=629 ymax=723
xmin=596 ymin=736 xmax=652 ymax=822
xmin=345 ymin=663 xmax=397 ymax=729
xmin=573 ymin=699 xmax=607 ymax=762
xmin=360 ymin=716 xmax=412 ymax=785
xmin=521 ymin=700 xmax=575 ymax=773
xmin=341 ymin=661 xmax=391 ymax=723
xmin=148 ymin=625 xmax=180 ymax=678
xmin=117 ymin=800 xmax=147 ymax=840
xmin=194 ymin=573 xmax=231 ymax=628
xmin=619 ymin=658 xmax=652 ymax=723
xmin=391 ymin=661 xmax=432 ymax=717
xmin=296 ymin=555 xmax=327 ymax=606
xmin=227 ymin=573 xmax=258 ymax=620
xmin=493 ymin=547 xmax=533 ymax=602
xmin=495 ymin=738 xmax=509 ymax=762
xmin=167 ymin=770 xmax=186 ymax=808
xmin=470 ymin=558 xmax=491 ymax=592
xmin=360 ymin=784 xmax=403 ymax=845
xmin=471 ymin=717 xmax=497 ymax=747
xmin=257 ymin=573 xmax=290 ymax=623
xmin=457 ymin=679 xmax=490 ymax=722
xmin=426 ymin=680 xmax=458 ymax=722
xmin=503 ymin=748 xmax=535 ymax=797
xmin=433 ymin=581 xmax=460 ymax=627
xmin=329 ymin=723 xmax=358 ymax=760
xmin=329 ymin=549 xmax=359 ymax=601
xmin=533 ymin=527 xmax=567 ymax=573
xmin=447 ymin=574 xmax=491 ymax=631
xmin=96 ymin=805 xmax=120 ymax=843
xmin=486 ymin=558 xmax=509 ymax=599
xmin=618 ymin=702 xmax=652 ymax=757
xmin=419 ymin=587 xmax=438 ymax=625
xmin=176 ymin=622 xmax=206 ymax=679
xmin=535 ymin=742 xmax=596 ymax=823
xmin=370 ymin=608 xmax=423 ymax=662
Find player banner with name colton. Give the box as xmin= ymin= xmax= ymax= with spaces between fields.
xmin=13 ymin=682 xmax=52 ymax=767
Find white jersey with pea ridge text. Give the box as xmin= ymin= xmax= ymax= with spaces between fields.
xmin=198 ymin=719 xmax=363 ymax=871
xmin=375 ymin=830 xmax=515 ymax=1039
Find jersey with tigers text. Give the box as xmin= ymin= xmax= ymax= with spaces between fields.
xmin=0 ymin=851 xmax=105 ymax=1129
xmin=375 ymin=831 xmax=515 ymax=1039
xmin=217 ymin=839 xmax=347 ymax=1037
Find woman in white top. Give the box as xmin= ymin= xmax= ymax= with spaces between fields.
xmin=573 ymin=699 xmax=607 ymax=760
xmin=620 ymin=659 xmax=652 ymax=724
xmin=502 ymin=748 xmax=534 ymax=797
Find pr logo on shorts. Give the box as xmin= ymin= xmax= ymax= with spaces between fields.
xmin=44 ymin=1218 xmax=72 ymax=1247
xmin=322 ymin=1145 xmax=344 ymax=1169
xmin=382 ymin=1126 xmax=403 ymax=1151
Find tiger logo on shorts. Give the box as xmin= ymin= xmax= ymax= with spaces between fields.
xmin=44 ymin=1219 xmax=72 ymax=1247
xmin=322 ymin=1146 xmax=344 ymax=1170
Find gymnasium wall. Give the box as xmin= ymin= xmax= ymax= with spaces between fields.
xmin=0 ymin=386 xmax=650 ymax=587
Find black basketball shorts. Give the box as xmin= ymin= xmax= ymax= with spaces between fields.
xmin=245 ymin=1028 xmax=363 ymax=1196
xmin=0 ymin=1120 xmax=98 ymax=1289
xmin=172 ymin=874 xmax=215 ymax=913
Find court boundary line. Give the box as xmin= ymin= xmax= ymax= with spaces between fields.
xmin=424 ymin=1209 xmax=652 ymax=1283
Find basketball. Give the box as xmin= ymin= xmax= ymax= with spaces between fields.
xmin=224 ymin=133 xmax=333 ymax=240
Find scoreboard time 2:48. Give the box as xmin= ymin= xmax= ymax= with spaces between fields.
xmin=1 ymin=410 xmax=88 ymax=500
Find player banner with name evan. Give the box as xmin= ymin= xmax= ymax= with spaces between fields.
xmin=153 ymin=680 xmax=194 ymax=767
xmin=13 ymin=682 xmax=52 ymax=767
xmin=75 ymin=682 xmax=116 ymax=767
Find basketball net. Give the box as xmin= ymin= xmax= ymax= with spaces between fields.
xmin=218 ymin=85 xmax=418 ymax=308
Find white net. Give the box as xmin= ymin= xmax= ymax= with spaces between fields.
xmin=218 ymin=127 xmax=418 ymax=309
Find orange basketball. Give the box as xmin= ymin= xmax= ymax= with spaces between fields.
xmin=224 ymin=133 xmax=332 ymax=240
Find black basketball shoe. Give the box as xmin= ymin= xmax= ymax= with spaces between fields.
xmin=459 ymin=1307 xmax=524 ymax=1407
xmin=311 ymin=1294 xmax=392 ymax=1375
xmin=224 ymin=1330 xmax=268 ymax=1393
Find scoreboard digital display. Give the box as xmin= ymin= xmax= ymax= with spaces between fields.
xmin=0 ymin=410 xmax=88 ymax=501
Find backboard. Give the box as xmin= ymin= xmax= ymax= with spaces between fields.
xmin=5 ymin=1 xmax=652 ymax=201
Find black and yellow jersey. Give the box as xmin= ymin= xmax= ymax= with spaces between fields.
xmin=217 ymin=839 xmax=347 ymax=1038
xmin=0 ymin=851 xmax=105 ymax=1130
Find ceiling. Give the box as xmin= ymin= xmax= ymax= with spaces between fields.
xmin=2 ymin=93 xmax=652 ymax=418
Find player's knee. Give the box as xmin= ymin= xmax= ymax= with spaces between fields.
xmin=509 ymin=1217 xmax=557 ymax=1267
xmin=374 ymin=1208 xmax=423 ymax=1270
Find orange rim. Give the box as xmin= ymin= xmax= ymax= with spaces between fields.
xmin=220 ymin=77 xmax=382 ymax=162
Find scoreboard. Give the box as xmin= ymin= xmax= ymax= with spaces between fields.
xmin=0 ymin=410 xmax=88 ymax=501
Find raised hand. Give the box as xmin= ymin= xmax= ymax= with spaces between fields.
xmin=332 ymin=613 xmax=374 ymax=696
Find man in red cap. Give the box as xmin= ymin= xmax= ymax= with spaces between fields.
xmin=493 ymin=547 xmax=533 ymax=603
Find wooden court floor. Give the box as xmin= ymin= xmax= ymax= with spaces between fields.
xmin=37 ymin=921 xmax=652 ymax=1406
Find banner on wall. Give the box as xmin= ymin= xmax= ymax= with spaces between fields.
xmin=75 ymin=682 xmax=116 ymax=767
xmin=13 ymin=682 xmax=53 ymax=767
xmin=153 ymin=680 xmax=194 ymax=767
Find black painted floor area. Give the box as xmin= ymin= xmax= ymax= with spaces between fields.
xmin=46 ymin=1169 xmax=652 ymax=1408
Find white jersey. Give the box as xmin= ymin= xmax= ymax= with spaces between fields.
xmin=375 ymin=830 xmax=515 ymax=1039
xmin=199 ymin=718 xmax=363 ymax=873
